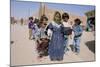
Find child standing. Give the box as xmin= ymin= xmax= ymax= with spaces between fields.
xmin=62 ymin=13 xmax=72 ymax=53
xmin=28 ymin=17 xmax=34 ymax=40
xmin=28 ymin=17 xmax=38 ymax=40
xmin=73 ymin=18 xmax=83 ymax=54
xmin=36 ymin=15 xmax=49 ymax=58
xmin=47 ymin=11 xmax=65 ymax=61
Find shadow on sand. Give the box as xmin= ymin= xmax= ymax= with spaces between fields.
xmin=85 ymin=40 xmax=95 ymax=54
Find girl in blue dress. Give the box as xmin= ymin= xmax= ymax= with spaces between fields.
xmin=46 ymin=11 xmax=65 ymax=61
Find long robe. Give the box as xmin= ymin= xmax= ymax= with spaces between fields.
xmin=47 ymin=21 xmax=65 ymax=60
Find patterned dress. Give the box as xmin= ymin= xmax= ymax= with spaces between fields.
xmin=47 ymin=21 xmax=65 ymax=61
xmin=36 ymin=27 xmax=49 ymax=57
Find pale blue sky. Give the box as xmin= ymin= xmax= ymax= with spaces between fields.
xmin=11 ymin=0 xmax=95 ymax=19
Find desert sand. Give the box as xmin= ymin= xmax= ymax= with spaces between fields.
xmin=11 ymin=23 xmax=95 ymax=66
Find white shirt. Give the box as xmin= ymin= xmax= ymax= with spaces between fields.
xmin=47 ymin=21 xmax=62 ymax=39
xmin=62 ymin=21 xmax=72 ymax=28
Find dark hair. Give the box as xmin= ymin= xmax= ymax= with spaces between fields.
xmin=29 ymin=17 xmax=33 ymax=20
xmin=62 ymin=13 xmax=69 ymax=19
xmin=53 ymin=11 xmax=61 ymax=22
xmin=40 ymin=15 xmax=48 ymax=22
xmin=38 ymin=15 xmax=48 ymax=28
xmin=74 ymin=18 xmax=82 ymax=25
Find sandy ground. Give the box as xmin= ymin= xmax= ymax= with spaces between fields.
xmin=11 ymin=23 xmax=95 ymax=66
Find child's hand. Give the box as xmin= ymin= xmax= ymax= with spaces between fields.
xmin=47 ymin=29 xmax=52 ymax=38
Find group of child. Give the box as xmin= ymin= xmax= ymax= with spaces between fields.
xmin=28 ymin=11 xmax=83 ymax=61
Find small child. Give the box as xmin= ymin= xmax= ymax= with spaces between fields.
xmin=28 ymin=17 xmax=38 ymax=40
xmin=62 ymin=12 xmax=72 ymax=53
xmin=28 ymin=17 xmax=34 ymax=40
xmin=72 ymin=18 xmax=83 ymax=54
xmin=36 ymin=15 xmax=49 ymax=58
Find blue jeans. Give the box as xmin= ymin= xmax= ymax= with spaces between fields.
xmin=73 ymin=37 xmax=81 ymax=53
xmin=64 ymin=36 xmax=69 ymax=52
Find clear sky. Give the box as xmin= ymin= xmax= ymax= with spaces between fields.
xmin=11 ymin=0 xmax=95 ymax=19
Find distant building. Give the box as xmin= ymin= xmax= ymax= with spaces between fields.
xmin=38 ymin=2 xmax=87 ymax=26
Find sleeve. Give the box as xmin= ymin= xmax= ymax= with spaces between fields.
xmin=75 ymin=26 xmax=83 ymax=37
xmin=61 ymin=24 xmax=64 ymax=34
xmin=46 ymin=23 xmax=53 ymax=39
xmin=79 ymin=26 xmax=83 ymax=34
xmin=34 ymin=24 xmax=39 ymax=31
xmin=46 ymin=23 xmax=53 ymax=31
xmin=35 ymin=29 xmax=40 ymax=40
xmin=35 ymin=24 xmax=40 ymax=35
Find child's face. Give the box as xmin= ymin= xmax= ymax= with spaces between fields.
xmin=29 ymin=19 xmax=33 ymax=22
xmin=74 ymin=22 xmax=78 ymax=26
xmin=41 ymin=19 xmax=47 ymax=28
xmin=54 ymin=14 xmax=61 ymax=23
xmin=64 ymin=17 xmax=69 ymax=22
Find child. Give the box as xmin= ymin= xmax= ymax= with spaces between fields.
xmin=72 ymin=18 xmax=83 ymax=54
xmin=36 ymin=15 xmax=49 ymax=58
xmin=28 ymin=17 xmax=34 ymax=40
xmin=28 ymin=17 xmax=38 ymax=40
xmin=46 ymin=11 xmax=65 ymax=61
xmin=62 ymin=12 xmax=72 ymax=53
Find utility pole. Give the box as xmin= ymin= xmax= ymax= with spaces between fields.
xmin=39 ymin=2 xmax=45 ymax=19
